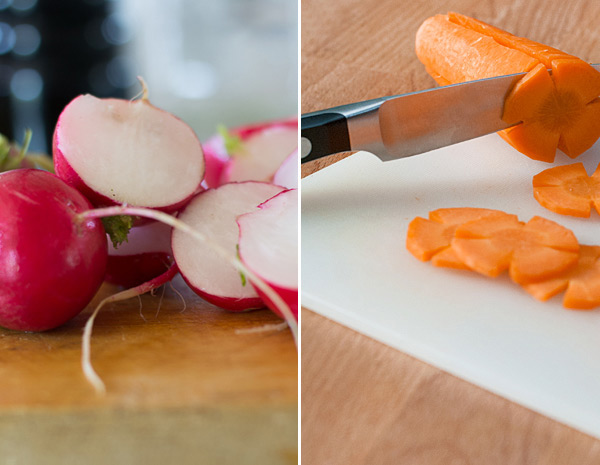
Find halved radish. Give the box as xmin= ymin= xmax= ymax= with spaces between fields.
xmin=201 ymin=132 xmax=229 ymax=189
xmin=105 ymin=221 xmax=175 ymax=288
xmin=226 ymin=123 xmax=298 ymax=183
xmin=53 ymin=93 xmax=205 ymax=212
xmin=202 ymin=118 xmax=298 ymax=187
xmin=273 ymin=149 xmax=298 ymax=189
xmin=172 ymin=182 xmax=285 ymax=311
xmin=237 ymin=189 xmax=298 ymax=319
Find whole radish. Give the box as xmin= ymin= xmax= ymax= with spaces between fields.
xmin=0 ymin=169 xmax=107 ymax=331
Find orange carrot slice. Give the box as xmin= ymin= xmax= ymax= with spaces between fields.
xmin=405 ymin=207 xmax=507 ymax=268
xmin=532 ymin=162 xmax=600 ymax=217
xmin=523 ymin=245 xmax=600 ymax=309
xmin=451 ymin=215 xmax=579 ymax=284
xmin=415 ymin=13 xmax=600 ymax=162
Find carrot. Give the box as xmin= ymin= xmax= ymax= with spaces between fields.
xmin=452 ymin=214 xmax=579 ymax=284
xmin=522 ymin=245 xmax=600 ymax=309
xmin=532 ymin=162 xmax=600 ymax=217
xmin=407 ymin=208 xmax=579 ymax=284
xmin=405 ymin=207 xmax=508 ymax=268
xmin=415 ymin=13 xmax=600 ymax=162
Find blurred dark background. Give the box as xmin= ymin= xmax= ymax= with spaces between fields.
xmin=0 ymin=0 xmax=298 ymax=154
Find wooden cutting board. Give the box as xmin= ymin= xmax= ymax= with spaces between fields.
xmin=0 ymin=276 xmax=297 ymax=465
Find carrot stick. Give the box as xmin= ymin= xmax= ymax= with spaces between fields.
xmin=415 ymin=13 xmax=600 ymax=162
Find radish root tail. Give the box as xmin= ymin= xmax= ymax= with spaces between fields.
xmin=82 ymin=263 xmax=178 ymax=394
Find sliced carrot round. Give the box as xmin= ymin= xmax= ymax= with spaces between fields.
xmin=523 ymin=245 xmax=600 ymax=310
xmin=405 ymin=207 xmax=506 ymax=265
xmin=452 ymin=215 xmax=579 ymax=284
xmin=533 ymin=162 xmax=600 ymax=217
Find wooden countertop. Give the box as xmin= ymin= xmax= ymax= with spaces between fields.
xmin=301 ymin=0 xmax=600 ymax=463
xmin=0 ymin=277 xmax=297 ymax=465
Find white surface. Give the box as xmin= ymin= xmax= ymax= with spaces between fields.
xmin=301 ymin=134 xmax=600 ymax=439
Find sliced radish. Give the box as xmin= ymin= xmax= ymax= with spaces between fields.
xmin=202 ymin=118 xmax=298 ymax=187
xmin=237 ymin=189 xmax=298 ymax=319
xmin=225 ymin=124 xmax=298 ymax=183
xmin=172 ymin=182 xmax=285 ymax=311
xmin=53 ymin=94 xmax=204 ymax=211
xmin=273 ymin=149 xmax=298 ymax=189
xmin=105 ymin=221 xmax=175 ymax=288
xmin=201 ymin=133 xmax=229 ymax=189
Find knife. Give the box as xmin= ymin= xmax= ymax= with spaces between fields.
xmin=301 ymin=65 xmax=600 ymax=163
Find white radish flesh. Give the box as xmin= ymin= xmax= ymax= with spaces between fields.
xmin=224 ymin=124 xmax=298 ymax=183
xmin=273 ymin=149 xmax=298 ymax=189
xmin=237 ymin=189 xmax=298 ymax=319
xmin=172 ymin=182 xmax=285 ymax=311
xmin=53 ymin=94 xmax=204 ymax=211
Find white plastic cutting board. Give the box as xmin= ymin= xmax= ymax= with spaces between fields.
xmin=301 ymin=134 xmax=600 ymax=439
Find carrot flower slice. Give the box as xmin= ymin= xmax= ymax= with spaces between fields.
xmin=451 ymin=215 xmax=579 ymax=284
xmin=415 ymin=13 xmax=600 ymax=162
xmin=523 ymin=245 xmax=600 ymax=309
xmin=405 ymin=207 xmax=507 ymax=268
xmin=533 ymin=162 xmax=600 ymax=217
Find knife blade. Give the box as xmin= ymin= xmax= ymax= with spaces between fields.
xmin=301 ymin=64 xmax=600 ymax=164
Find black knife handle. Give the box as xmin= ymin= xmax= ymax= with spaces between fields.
xmin=300 ymin=112 xmax=351 ymax=164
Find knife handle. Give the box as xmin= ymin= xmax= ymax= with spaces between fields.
xmin=301 ymin=112 xmax=351 ymax=164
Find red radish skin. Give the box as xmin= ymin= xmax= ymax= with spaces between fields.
xmin=202 ymin=118 xmax=298 ymax=187
xmin=0 ymin=169 xmax=107 ymax=331
xmin=105 ymin=253 xmax=173 ymax=288
xmin=172 ymin=182 xmax=285 ymax=311
xmin=237 ymin=189 xmax=298 ymax=320
xmin=53 ymin=94 xmax=205 ymax=212
xmin=105 ymin=221 xmax=174 ymax=288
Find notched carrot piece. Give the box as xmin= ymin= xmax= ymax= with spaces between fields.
xmin=415 ymin=12 xmax=600 ymax=162
xmin=451 ymin=215 xmax=579 ymax=284
xmin=533 ymin=162 xmax=600 ymax=217
xmin=523 ymin=245 xmax=600 ymax=309
xmin=407 ymin=208 xmax=600 ymax=310
xmin=405 ymin=207 xmax=506 ymax=266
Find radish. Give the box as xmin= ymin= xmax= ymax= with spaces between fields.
xmin=171 ymin=182 xmax=285 ymax=311
xmin=53 ymin=86 xmax=204 ymax=212
xmin=237 ymin=189 xmax=298 ymax=320
xmin=104 ymin=221 xmax=174 ymax=288
xmin=202 ymin=118 xmax=298 ymax=187
xmin=201 ymin=131 xmax=230 ymax=189
xmin=0 ymin=169 xmax=107 ymax=331
xmin=273 ymin=149 xmax=298 ymax=189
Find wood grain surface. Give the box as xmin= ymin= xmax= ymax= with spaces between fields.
xmin=0 ymin=277 xmax=297 ymax=465
xmin=301 ymin=0 xmax=600 ymax=463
